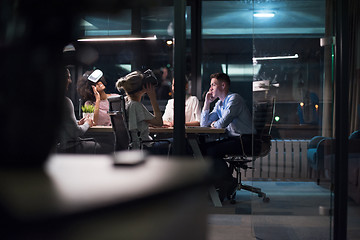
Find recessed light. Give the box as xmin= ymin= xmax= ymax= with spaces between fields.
xmin=253 ymin=12 xmax=275 ymax=18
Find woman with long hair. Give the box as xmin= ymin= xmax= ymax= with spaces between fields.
xmin=77 ymin=69 xmax=118 ymax=126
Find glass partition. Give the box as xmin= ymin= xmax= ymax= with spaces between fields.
xmin=65 ymin=0 xmax=360 ymax=238
xmin=66 ymin=5 xmax=177 ymax=118
xmin=202 ymin=0 xmax=333 ymax=239
xmin=251 ymin=0 xmax=333 ymax=238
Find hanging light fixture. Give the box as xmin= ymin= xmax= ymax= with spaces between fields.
xmin=77 ymin=35 xmax=157 ymax=42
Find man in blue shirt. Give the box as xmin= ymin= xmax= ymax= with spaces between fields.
xmin=200 ymin=72 xmax=254 ymax=201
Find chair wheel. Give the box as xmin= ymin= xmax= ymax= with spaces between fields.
xmin=227 ymin=188 xmax=236 ymax=200
xmin=263 ymin=197 xmax=270 ymax=203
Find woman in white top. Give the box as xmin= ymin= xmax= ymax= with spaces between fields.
xmin=162 ymin=78 xmax=201 ymax=127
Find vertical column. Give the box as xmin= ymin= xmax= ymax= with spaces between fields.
xmin=334 ymin=0 xmax=349 ymax=238
xmin=173 ymin=0 xmax=187 ymax=156
xmin=190 ymin=0 xmax=202 ymax=98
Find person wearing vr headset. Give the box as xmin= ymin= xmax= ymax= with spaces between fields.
xmin=116 ymin=70 xmax=171 ymax=154
xmin=77 ymin=69 xmax=118 ymax=126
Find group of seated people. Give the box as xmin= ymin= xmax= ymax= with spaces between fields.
xmin=56 ymin=67 xmax=255 ymax=201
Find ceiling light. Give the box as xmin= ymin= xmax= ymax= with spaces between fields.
xmin=77 ymin=35 xmax=157 ymax=42
xmin=252 ymin=54 xmax=298 ymax=62
xmin=166 ymin=40 xmax=173 ymax=46
xmin=253 ymin=12 xmax=275 ymax=18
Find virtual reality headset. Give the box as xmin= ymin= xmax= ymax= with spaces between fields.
xmin=142 ymin=69 xmax=158 ymax=87
xmin=87 ymin=69 xmax=103 ymax=83
xmin=126 ymin=69 xmax=159 ymax=95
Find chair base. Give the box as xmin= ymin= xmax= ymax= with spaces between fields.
xmin=230 ymin=182 xmax=269 ymax=203
xmin=227 ymin=161 xmax=270 ymax=204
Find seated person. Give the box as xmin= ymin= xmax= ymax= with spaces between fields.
xmin=57 ymin=68 xmax=98 ymax=154
xmin=116 ymin=70 xmax=171 ymax=155
xmin=200 ymin=72 xmax=255 ymax=201
xmin=162 ymin=77 xmax=201 ymax=127
xmin=77 ymin=69 xmax=118 ymax=126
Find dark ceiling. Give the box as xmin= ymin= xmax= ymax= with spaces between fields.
xmin=80 ymin=0 xmax=326 ymax=39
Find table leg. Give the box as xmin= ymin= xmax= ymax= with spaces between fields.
xmin=187 ymin=138 xmax=222 ymax=207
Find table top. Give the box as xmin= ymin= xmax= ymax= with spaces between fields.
xmin=88 ymin=125 xmax=226 ymax=134
xmin=0 ymin=153 xmax=209 ymax=221
xmin=149 ymin=126 xmax=226 ymax=134
xmin=87 ymin=125 xmax=113 ymax=132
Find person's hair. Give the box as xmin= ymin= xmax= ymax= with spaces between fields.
xmin=63 ymin=67 xmax=70 ymax=83
xmin=172 ymin=75 xmax=189 ymax=85
xmin=116 ymin=71 xmax=144 ymax=96
xmin=210 ymin=72 xmax=231 ymax=86
xmin=77 ymin=69 xmax=107 ymax=102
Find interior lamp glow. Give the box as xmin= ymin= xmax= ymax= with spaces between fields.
xmin=78 ymin=35 xmax=157 ymax=42
xmin=253 ymin=54 xmax=299 ymax=62
xmin=253 ymin=12 xmax=275 ymax=18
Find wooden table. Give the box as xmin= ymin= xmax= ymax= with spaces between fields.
xmin=84 ymin=126 xmax=115 ymax=153
xmin=88 ymin=126 xmax=225 ymax=134
xmin=87 ymin=125 xmax=113 ymax=133
xmin=150 ymin=126 xmax=226 ymax=207
xmin=149 ymin=126 xmax=225 ymax=134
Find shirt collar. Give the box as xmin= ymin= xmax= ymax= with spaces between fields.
xmin=219 ymin=92 xmax=232 ymax=107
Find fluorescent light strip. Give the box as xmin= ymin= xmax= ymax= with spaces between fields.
xmin=78 ymin=35 xmax=157 ymax=42
xmin=253 ymin=54 xmax=298 ymax=61
xmin=253 ymin=12 xmax=275 ymax=18
xmin=221 ymin=64 xmax=261 ymax=77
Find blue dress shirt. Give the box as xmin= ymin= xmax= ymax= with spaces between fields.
xmin=200 ymin=92 xmax=254 ymax=136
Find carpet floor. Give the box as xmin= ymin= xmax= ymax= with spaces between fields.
xmin=206 ymin=181 xmax=360 ymax=240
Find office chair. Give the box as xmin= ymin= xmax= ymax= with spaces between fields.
xmin=307 ymin=136 xmax=332 ymax=184
xmin=108 ymin=95 xmax=132 ymax=151
xmin=308 ymin=130 xmax=360 ymax=184
xmin=108 ymin=95 xmax=171 ymax=155
xmin=223 ymin=100 xmax=275 ymax=203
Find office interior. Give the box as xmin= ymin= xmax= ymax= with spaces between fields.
xmin=1 ymin=0 xmax=359 ymax=239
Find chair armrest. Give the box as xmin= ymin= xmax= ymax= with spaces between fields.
xmin=141 ymin=139 xmax=172 ymax=144
xmin=308 ymin=136 xmax=327 ymax=149
xmin=79 ymin=137 xmax=96 ymax=142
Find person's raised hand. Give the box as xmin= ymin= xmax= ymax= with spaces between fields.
xmin=144 ymin=83 xmax=156 ymax=100
xmin=205 ymin=90 xmax=216 ymax=103
xmin=92 ymin=85 xmax=100 ymax=102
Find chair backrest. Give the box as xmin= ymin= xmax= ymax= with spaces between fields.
xmin=349 ymin=130 xmax=360 ymax=139
xmin=253 ymin=100 xmax=275 ymax=136
xmin=108 ymin=95 xmax=131 ymax=151
xmin=245 ymin=99 xmax=275 ymax=157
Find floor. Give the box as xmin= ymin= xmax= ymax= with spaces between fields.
xmin=206 ymin=181 xmax=360 ymax=240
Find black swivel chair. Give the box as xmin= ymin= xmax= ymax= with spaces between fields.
xmin=108 ymin=95 xmax=172 ymax=154
xmin=108 ymin=95 xmax=132 ymax=151
xmin=224 ymin=100 xmax=275 ymax=203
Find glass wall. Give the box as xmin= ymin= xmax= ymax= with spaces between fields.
xmin=67 ymin=0 xmax=360 ymax=238
xmin=201 ymin=0 xmax=334 ymax=239
xmin=66 ymin=5 xmax=178 ymax=116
